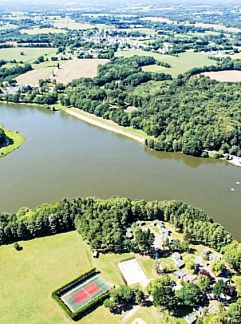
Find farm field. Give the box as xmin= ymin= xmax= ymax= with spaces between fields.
xmin=0 ymin=23 xmax=17 ymax=30
xmin=140 ymin=16 xmax=175 ymax=24
xmin=20 ymin=28 xmax=66 ymax=34
xmin=200 ymin=70 xmax=241 ymax=82
xmin=194 ymin=22 xmax=241 ymax=33
xmin=53 ymin=58 xmax=109 ymax=83
xmin=52 ymin=18 xmax=94 ymax=30
xmin=123 ymin=27 xmax=156 ymax=35
xmin=0 ymin=47 xmax=57 ymax=63
xmin=16 ymin=67 xmax=53 ymax=84
xmin=115 ymin=50 xmax=214 ymax=77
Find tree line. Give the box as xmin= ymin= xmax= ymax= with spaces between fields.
xmin=0 ymin=196 xmax=240 ymax=274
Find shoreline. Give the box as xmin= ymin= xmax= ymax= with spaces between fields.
xmin=65 ymin=108 xmax=241 ymax=168
xmin=65 ymin=108 xmax=146 ymax=144
xmin=0 ymin=128 xmax=25 ymax=157
xmin=1 ymin=102 xmax=240 ymax=168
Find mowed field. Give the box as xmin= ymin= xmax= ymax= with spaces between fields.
xmin=52 ymin=18 xmax=94 ymax=30
xmin=115 ymin=50 xmax=214 ymax=77
xmin=16 ymin=67 xmax=54 ymax=84
xmin=0 ymin=231 xmax=159 ymax=324
xmin=16 ymin=59 xmax=108 ymax=85
xmin=52 ymin=59 xmax=108 ymax=83
xmin=0 ymin=47 xmax=57 ymax=63
xmin=200 ymin=70 xmax=241 ymax=82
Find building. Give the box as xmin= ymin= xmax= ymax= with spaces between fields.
xmin=172 ymin=252 xmax=185 ymax=269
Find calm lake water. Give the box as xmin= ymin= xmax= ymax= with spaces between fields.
xmin=0 ymin=104 xmax=241 ymax=240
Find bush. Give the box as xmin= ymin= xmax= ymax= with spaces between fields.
xmin=13 ymin=242 xmax=22 ymax=251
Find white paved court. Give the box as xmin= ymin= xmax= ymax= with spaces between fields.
xmin=118 ymin=259 xmax=149 ymax=288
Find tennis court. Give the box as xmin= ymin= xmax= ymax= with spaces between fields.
xmin=118 ymin=259 xmax=149 ymax=288
xmin=60 ymin=274 xmax=111 ymax=312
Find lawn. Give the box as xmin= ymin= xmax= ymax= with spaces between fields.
xmin=0 ymin=47 xmax=57 ymax=63
xmin=115 ymin=50 xmax=214 ymax=77
xmin=0 ymin=231 xmax=159 ymax=324
xmin=0 ymin=127 xmax=25 ymax=157
xmin=125 ymin=306 xmax=186 ymax=324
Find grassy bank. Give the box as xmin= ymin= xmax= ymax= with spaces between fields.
xmin=0 ymin=127 xmax=25 ymax=157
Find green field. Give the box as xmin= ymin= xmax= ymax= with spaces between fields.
xmin=0 ymin=47 xmax=57 ymax=63
xmin=0 ymin=127 xmax=25 ymax=157
xmin=0 ymin=230 xmax=181 ymax=323
xmin=115 ymin=50 xmax=214 ymax=77
xmin=0 ymin=231 xmax=164 ymax=324
xmin=20 ymin=28 xmax=66 ymax=35
xmin=0 ymin=23 xmax=17 ymax=31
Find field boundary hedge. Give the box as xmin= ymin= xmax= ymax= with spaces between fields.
xmin=52 ymin=268 xmax=111 ymax=320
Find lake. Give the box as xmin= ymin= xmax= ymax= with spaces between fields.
xmin=0 ymin=103 xmax=240 ymax=239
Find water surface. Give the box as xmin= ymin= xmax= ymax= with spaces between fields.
xmin=0 ymin=104 xmax=240 ymax=239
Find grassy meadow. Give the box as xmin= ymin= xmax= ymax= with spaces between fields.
xmin=0 ymin=47 xmax=57 ymax=63
xmin=20 ymin=28 xmax=66 ymax=35
xmin=53 ymin=59 xmax=109 ymax=83
xmin=0 ymin=231 xmax=162 ymax=324
xmin=115 ymin=50 xmax=214 ymax=77
xmin=16 ymin=58 xmax=109 ymax=85
xmin=51 ymin=18 xmax=94 ymax=30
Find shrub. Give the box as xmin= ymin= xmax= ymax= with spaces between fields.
xmin=13 ymin=242 xmax=22 ymax=251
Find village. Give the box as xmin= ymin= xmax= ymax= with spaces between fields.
xmin=119 ymin=219 xmax=238 ymax=324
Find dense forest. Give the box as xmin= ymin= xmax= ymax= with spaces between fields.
xmin=63 ymin=57 xmax=241 ymax=157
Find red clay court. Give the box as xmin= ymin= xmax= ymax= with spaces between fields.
xmin=71 ymin=282 xmax=101 ymax=305
xmin=60 ymin=274 xmax=111 ymax=312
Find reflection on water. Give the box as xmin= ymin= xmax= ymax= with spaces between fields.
xmin=144 ymin=147 xmax=227 ymax=168
xmin=0 ymin=103 xmax=240 ymax=240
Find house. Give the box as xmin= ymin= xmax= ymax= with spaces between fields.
xmin=92 ymin=250 xmax=99 ymax=258
xmin=174 ymin=270 xmax=186 ymax=280
xmin=183 ymin=274 xmax=196 ymax=283
xmin=126 ymin=227 xmax=133 ymax=239
xmin=136 ymin=220 xmax=146 ymax=226
xmin=209 ymin=252 xmax=222 ymax=262
xmin=196 ymin=306 xmax=205 ymax=316
xmin=172 ymin=252 xmax=185 ymax=269
xmin=216 ymin=276 xmax=230 ymax=284
xmin=174 ymin=283 xmax=183 ymax=291
xmin=201 ymin=247 xmax=210 ymax=258
xmin=185 ymin=314 xmax=197 ymax=324
xmin=160 ymin=228 xmax=170 ymax=236
xmin=153 ymin=219 xmax=165 ymax=227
